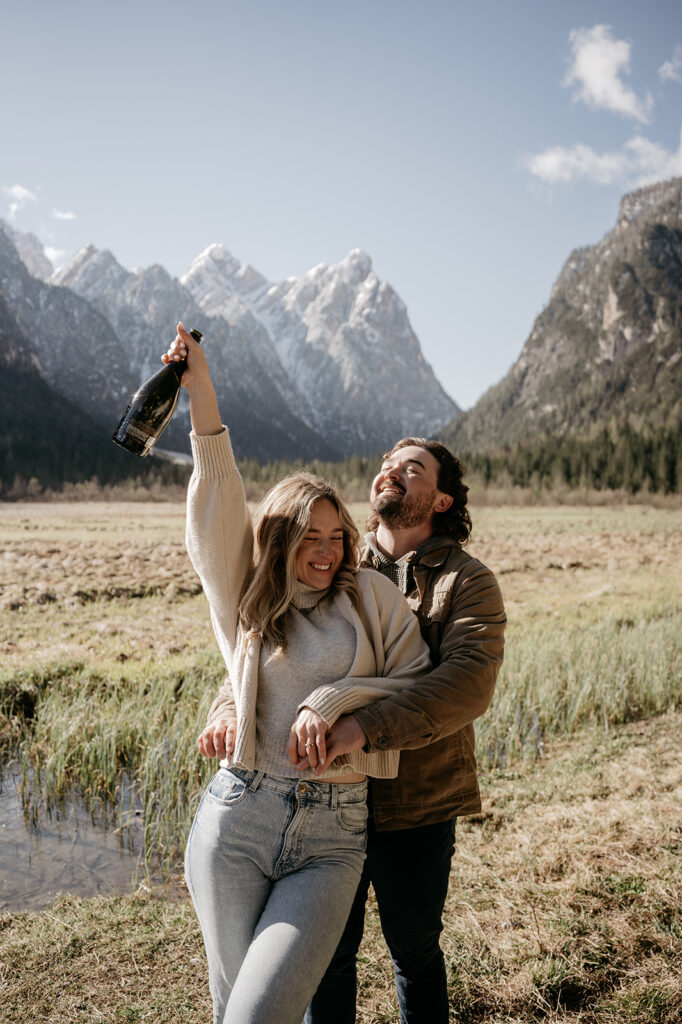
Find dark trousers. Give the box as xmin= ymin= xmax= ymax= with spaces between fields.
xmin=303 ymin=817 xmax=456 ymax=1024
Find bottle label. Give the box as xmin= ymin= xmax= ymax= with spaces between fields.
xmin=126 ymin=418 xmax=158 ymax=453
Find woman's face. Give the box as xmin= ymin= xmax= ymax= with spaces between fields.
xmin=295 ymin=498 xmax=345 ymax=589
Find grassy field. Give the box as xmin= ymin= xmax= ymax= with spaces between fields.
xmin=1 ymin=500 xmax=681 ymax=1022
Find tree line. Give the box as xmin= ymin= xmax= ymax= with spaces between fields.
xmin=236 ymin=418 xmax=682 ymax=499
xmin=3 ymin=402 xmax=680 ymax=501
xmin=461 ymin=417 xmax=682 ymax=496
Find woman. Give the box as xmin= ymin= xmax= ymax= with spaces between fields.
xmin=166 ymin=323 xmax=430 ymax=1024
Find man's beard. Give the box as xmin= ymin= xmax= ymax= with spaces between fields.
xmin=372 ymin=488 xmax=436 ymax=529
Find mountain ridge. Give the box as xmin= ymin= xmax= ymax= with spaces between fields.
xmin=441 ymin=176 xmax=682 ymax=454
xmin=50 ymin=240 xmax=459 ymax=459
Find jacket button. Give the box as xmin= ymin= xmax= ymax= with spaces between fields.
xmin=377 ymin=736 xmax=388 ymax=748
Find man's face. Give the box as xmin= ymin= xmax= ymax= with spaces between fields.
xmin=370 ymin=445 xmax=444 ymax=529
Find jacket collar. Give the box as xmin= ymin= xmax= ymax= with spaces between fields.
xmin=363 ymin=532 xmax=461 ymax=570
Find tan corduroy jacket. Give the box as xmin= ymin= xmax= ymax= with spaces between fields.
xmin=354 ymin=537 xmax=506 ymax=830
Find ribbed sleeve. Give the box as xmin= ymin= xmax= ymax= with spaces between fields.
xmin=302 ymin=684 xmax=378 ymax=726
xmin=185 ymin=427 xmax=253 ymax=681
xmin=189 ymin=427 xmax=239 ymax=479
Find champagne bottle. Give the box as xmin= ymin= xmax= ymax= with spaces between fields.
xmin=112 ymin=328 xmax=203 ymax=457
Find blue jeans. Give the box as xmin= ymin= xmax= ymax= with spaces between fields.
xmin=304 ymin=818 xmax=456 ymax=1024
xmin=185 ymin=767 xmax=368 ymax=1024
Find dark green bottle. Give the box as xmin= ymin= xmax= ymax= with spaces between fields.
xmin=112 ymin=328 xmax=203 ymax=457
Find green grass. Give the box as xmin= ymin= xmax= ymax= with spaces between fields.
xmin=3 ymin=653 xmax=224 ymax=868
xmin=4 ymin=602 xmax=679 ymax=867
xmin=479 ymin=607 xmax=682 ymax=769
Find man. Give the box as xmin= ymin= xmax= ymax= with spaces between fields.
xmin=303 ymin=437 xmax=506 ymax=1024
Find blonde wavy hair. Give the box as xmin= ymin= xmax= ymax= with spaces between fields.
xmin=239 ymin=473 xmax=360 ymax=647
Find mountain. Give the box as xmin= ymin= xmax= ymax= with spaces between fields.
xmin=53 ymin=241 xmax=458 ymax=459
xmin=0 ymin=289 xmax=161 ymax=493
xmin=3 ymin=224 xmax=54 ymax=281
xmin=51 ymin=246 xmax=338 ymax=461
xmin=0 ymin=223 xmax=136 ymax=425
xmin=442 ymin=177 xmax=682 ymax=453
xmin=1 ymin=221 xmax=458 ymax=465
xmin=181 ymin=245 xmax=459 ymax=454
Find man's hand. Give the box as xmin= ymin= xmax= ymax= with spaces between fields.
xmin=311 ymin=715 xmax=368 ymax=775
xmin=197 ymin=717 xmax=237 ymax=760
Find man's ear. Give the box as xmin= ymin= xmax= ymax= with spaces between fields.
xmin=434 ymin=493 xmax=453 ymax=514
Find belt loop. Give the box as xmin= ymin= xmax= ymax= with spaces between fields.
xmin=331 ymin=785 xmax=338 ymax=810
xmin=249 ymin=770 xmax=264 ymax=792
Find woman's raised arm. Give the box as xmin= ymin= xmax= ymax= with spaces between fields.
xmin=162 ymin=321 xmax=222 ymax=436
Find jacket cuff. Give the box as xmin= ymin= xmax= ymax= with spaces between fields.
xmin=190 ymin=427 xmax=238 ymax=479
xmin=353 ymin=703 xmax=397 ymax=752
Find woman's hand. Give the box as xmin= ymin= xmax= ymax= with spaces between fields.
xmin=161 ymin=321 xmax=211 ymax=392
xmin=287 ymin=708 xmax=329 ymax=771
xmin=163 ymin=321 xmax=222 ymax=435
xmin=197 ymin=717 xmax=237 ymax=760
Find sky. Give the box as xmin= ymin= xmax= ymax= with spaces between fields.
xmin=3 ymin=0 xmax=682 ymax=410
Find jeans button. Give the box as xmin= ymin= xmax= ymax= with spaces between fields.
xmin=297 ymin=783 xmax=307 ymax=794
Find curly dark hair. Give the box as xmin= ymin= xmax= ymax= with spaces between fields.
xmin=368 ymin=437 xmax=472 ymax=544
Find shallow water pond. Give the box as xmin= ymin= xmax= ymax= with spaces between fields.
xmin=0 ymin=768 xmax=177 ymax=913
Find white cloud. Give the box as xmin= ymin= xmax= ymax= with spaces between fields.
xmin=52 ymin=208 xmax=77 ymax=221
xmin=659 ymin=44 xmax=682 ymax=83
xmin=625 ymin=131 xmax=682 ymax=184
xmin=526 ymin=144 xmax=626 ymax=185
xmin=3 ymin=183 xmax=38 ymax=219
xmin=563 ymin=24 xmax=651 ymax=123
xmin=525 ymin=128 xmax=682 ymax=187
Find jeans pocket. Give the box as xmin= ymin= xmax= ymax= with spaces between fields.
xmin=336 ymin=799 xmax=368 ymax=834
xmin=205 ymin=768 xmax=249 ymax=807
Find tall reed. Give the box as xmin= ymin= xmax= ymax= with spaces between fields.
xmin=477 ymin=609 xmax=681 ymax=769
xmin=3 ymin=606 xmax=680 ymax=869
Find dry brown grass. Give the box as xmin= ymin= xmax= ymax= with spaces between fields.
xmin=0 ymin=502 xmax=209 ymax=673
xmin=1 ymin=501 xmax=681 ymax=1022
xmin=1 ymin=713 xmax=679 ymax=1023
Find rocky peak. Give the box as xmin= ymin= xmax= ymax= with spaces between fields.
xmin=0 ymin=222 xmax=54 ymax=281
xmin=617 ymin=177 xmax=682 ymax=229
xmin=442 ymin=176 xmax=682 ymax=453
xmin=339 ymin=248 xmax=373 ymax=285
xmin=53 ymin=245 xmax=129 ymax=294
xmin=2 ymin=222 xmax=458 ymax=459
xmin=180 ymin=243 xmax=269 ymax=320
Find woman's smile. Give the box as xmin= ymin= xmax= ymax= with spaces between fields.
xmin=295 ymin=499 xmax=345 ymax=588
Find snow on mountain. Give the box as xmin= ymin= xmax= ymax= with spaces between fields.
xmin=1 ymin=221 xmax=54 ymax=281
xmin=52 ymin=244 xmax=340 ymax=460
xmin=0 ymin=224 xmax=135 ymax=423
xmin=183 ymin=245 xmax=459 ymax=454
xmin=5 ymin=220 xmax=458 ymax=459
xmin=180 ymin=245 xmax=317 ymax=427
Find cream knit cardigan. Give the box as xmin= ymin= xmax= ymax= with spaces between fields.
xmin=186 ymin=429 xmax=431 ymax=779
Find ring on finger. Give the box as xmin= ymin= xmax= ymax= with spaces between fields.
xmin=305 ymin=741 xmax=314 ymax=749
